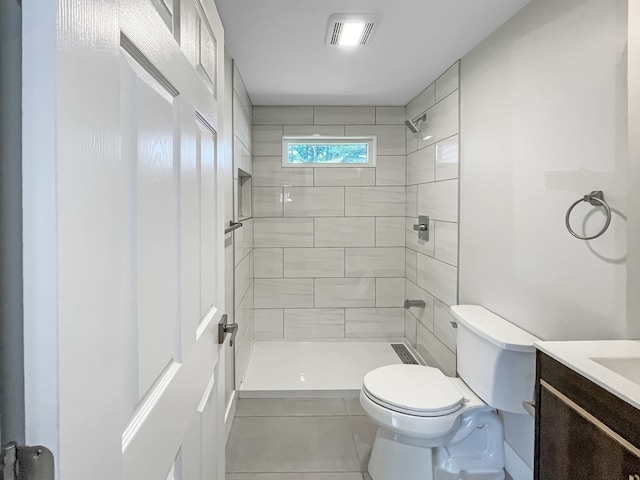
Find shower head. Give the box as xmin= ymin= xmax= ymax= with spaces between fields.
xmin=404 ymin=114 xmax=426 ymax=134
xmin=404 ymin=119 xmax=419 ymax=134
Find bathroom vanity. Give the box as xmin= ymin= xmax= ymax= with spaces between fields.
xmin=534 ymin=341 xmax=640 ymax=480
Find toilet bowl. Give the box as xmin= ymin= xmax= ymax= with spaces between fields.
xmin=360 ymin=305 xmax=540 ymax=480
xmin=360 ymin=364 xmax=504 ymax=480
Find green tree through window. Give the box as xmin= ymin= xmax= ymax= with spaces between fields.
xmin=288 ymin=143 xmax=368 ymax=164
xmin=283 ymin=137 xmax=376 ymax=166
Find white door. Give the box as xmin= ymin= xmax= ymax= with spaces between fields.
xmin=21 ymin=0 xmax=228 ymax=478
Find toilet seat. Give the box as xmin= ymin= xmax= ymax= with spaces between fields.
xmin=362 ymin=364 xmax=465 ymax=417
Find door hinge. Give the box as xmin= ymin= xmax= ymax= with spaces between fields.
xmin=1 ymin=442 xmax=54 ymax=480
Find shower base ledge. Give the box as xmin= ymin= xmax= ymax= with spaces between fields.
xmin=239 ymin=340 xmax=422 ymax=399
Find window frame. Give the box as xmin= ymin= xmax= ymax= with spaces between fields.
xmin=282 ymin=136 xmax=377 ymax=168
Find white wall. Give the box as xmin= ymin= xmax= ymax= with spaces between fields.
xmin=459 ymin=0 xmax=631 ymax=473
xmin=460 ymin=0 xmax=630 ymax=341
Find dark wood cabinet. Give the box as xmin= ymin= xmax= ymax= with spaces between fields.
xmin=535 ymin=351 xmax=640 ymax=480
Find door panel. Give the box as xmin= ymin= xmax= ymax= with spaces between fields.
xmin=22 ymin=0 xmax=227 ymax=478
xmin=199 ymin=117 xmax=219 ymax=317
xmin=121 ymin=48 xmax=178 ymax=399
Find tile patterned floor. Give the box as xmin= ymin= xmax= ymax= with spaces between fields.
xmin=226 ymin=398 xmax=377 ymax=480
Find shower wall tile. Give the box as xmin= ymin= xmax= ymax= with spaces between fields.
xmin=233 ymin=63 xmax=252 ymax=121
xmin=254 ymin=218 xmax=314 ymax=248
xmin=254 ymin=279 xmax=314 ymax=308
xmin=407 ymin=84 xmax=435 ymax=121
xmin=253 ymin=126 xmax=283 ymax=156
xmin=417 ymin=322 xmax=456 ymax=377
xmin=234 ymin=92 xmax=252 ymax=151
xmin=434 ymin=299 xmax=457 ymax=353
xmin=405 ymin=185 xmax=417 ymax=218
xmin=234 ymin=216 xmax=249 ymax=267
xmin=416 ymin=254 xmax=457 ymax=307
xmin=345 ymin=308 xmax=405 ymax=338
xmin=235 ymin=250 xmax=253 ymax=310
xmin=314 ymin=167 xmax=376 ymax=187
xmin=284 ymin=309 xmax=345 ymax=339
xmin=406 ymin=127 xmax=418 ymax=155
xmin=417 ymin=179 xmax=459 ymax=223
xmin=407 ymin=145 xmax=435 ymax=186
xmin=435 ymin=62 xmax=459 ymax=103
xmin=375 ymin=106 xmax=405 ymax=125
xmin=375 ymin=278 xmax=405 ymax=307
xmin=254 ymin=248 xmax=283 ymax=278
xmin=405 ymin=311 xmax=417 ymax=348
xmin=405 ymin=279 xmax=435 ymax=331
xmin=314 ymin=106 xmax=376 ymax=125
xmin=253 ymin=106 xmax=314 ymax=125
xmin=253 ymin=156 xmax=314 ymax=187
xmin=234 ymin=136 xmax=251 ymax=176
xmin=345 ymin=125 xmax=406 ymax=156
xmin=405 ymin=249 xmax=417 ymax=284
xmin=243 ymin=218 xmax=254 ymax=252
xmin=284 ymin=187 xmax=344 ymax=217
xmin=314 ymin=278 xmax=375 ymax=308
xmin=435 ymin=135 xmax=459 ymax=181
xmin=375 ymin=217 xmax=405 ymax=247
xmin=345 ymin=247 xmax=405 ymax=278
xmin=284 ymin=125 xmax=345 ymax=136
xmin=419 ymin=92 xmax=459 ymax=149
xmin=405 ymin=217 xmax=435 ymax=257
xmin=434 ymin=221 xmax=458 ymax=266
xmin=345 ymin=187 xmax=405 ymax=217
xmin=253 ymin=187 xmax=283 ymax=217
xmin=314 ymin=217 xmax=375 ymax=248
xmin=283 ymin=248 xmax=344 ymax=278
xmin=376 ymin=156 xmax=406 ymax=186
xmin=254 ymin=309 xmax=284 ymax=340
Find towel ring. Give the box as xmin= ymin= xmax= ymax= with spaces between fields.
xmin=565 ymin=190 xmax=611 ymax=240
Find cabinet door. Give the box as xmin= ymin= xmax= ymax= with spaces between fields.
xmin=538 ymin=383 xmax=640 ymax=480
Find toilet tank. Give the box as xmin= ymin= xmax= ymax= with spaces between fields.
xmin=451 ymin=305 xmax=540 ymax=414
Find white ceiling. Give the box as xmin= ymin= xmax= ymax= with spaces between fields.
xmin=216 ymin=0 xmax=529 ymax=106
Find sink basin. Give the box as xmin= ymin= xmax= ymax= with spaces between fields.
xmin=590 ymin=356 xmax=640 ymax=386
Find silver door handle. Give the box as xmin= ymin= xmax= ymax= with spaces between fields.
xmin=218 ymin=314 xmax=239 ymax=346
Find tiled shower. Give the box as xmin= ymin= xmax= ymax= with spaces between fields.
xmin=233 ymin=61 xmax=461 ymax=386
xmin=252 ymin=106 xmax=407 ymax=340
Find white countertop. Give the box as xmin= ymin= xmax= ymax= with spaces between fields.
xmin=535 ymin=340 xmax=640 ymax=410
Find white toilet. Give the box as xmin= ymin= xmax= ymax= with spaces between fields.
xmin=360 ymin=305 xmax=540 ymax=480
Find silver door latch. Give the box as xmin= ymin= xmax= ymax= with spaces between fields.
xmin=1 ymin=442 xmax=54 ymax=480
xmin=218 ymin=314 xmax=239 ymax=347
xmin=413 ymin=215 xmax=429 ymax=241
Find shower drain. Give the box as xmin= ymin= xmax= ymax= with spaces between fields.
xmin=391 ymin=344 xmax=419 ymax=365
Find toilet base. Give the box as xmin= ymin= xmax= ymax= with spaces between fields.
xmin=367 ymin=427 xmax=435 ymax=480
xmin=366 ymin=410 xmax=506 ymax=480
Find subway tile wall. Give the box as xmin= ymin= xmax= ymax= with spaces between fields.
xmin=233 ymin=64 xmax=254 ymax=385
xmin=405 ymin=62 xmax=460 ymax=376
xmin=252 ymin=106 xmax=407 ymax=340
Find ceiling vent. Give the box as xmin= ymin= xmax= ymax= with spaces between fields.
xmin=326 ymin=14 xmax=379 ymax=47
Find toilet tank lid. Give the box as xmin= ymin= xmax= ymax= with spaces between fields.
xmin=451 ymin=305 xmax=540 ymax=352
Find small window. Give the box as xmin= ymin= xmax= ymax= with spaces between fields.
xmin=283 ymin=136 xmax=377 ymax=167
